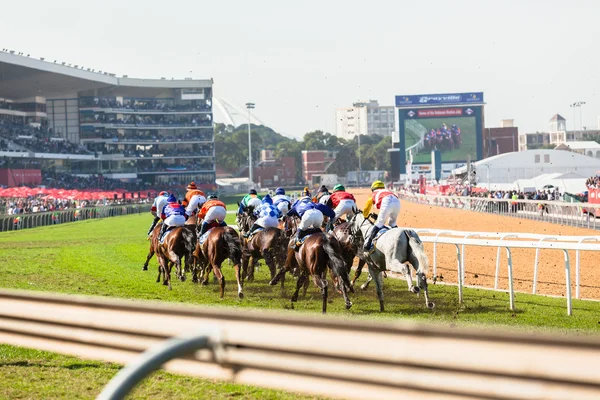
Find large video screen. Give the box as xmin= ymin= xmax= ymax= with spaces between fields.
xmin=400 ymin=106 xmax=482 ymax=164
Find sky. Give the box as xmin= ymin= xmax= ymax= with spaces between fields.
xmin=1 ymin=0 xmax=599 ymax=139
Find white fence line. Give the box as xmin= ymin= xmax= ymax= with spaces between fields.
xmin=2 ymin=289 xmax=600 ymax=399
xmin=398 ymin=191 xmax=599 ymax=230
xmin=416 ymin=235 xmax=600 ymax=315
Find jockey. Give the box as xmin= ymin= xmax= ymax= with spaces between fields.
xmin=185 ymin=191 xmax=207 ymax=217
xmin=182 ymin=182 xmax=205 ymax=208
xmin=243 ymin=194 xmax=281 ymax=238
xmin=198 ymin=194 xmax=227 ymax=236
xmin=362 ymin=180 xmax=401 ymax=251
xmin=238 ymin=189 xmax=262 ymax=215
xmin=158 ymin=194 xmax=188 ymax=239
xmin=272 ymin=187 xmax=292 ymax=216
xmin=326 ymin=184 xmax=356 ymax=228
xmin=287 ymin=196 xmax=335 ymax=250
xmin=313 ymin=185 xmax=331 ymax=205
xmin=147 ymin=191 xmax=169 ymax=236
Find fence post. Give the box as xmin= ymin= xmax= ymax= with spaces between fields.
xmin=455 ymin=244 xmax=462 ymax=305
xmin=562 ymin=249 xmax=573 ymax=316
xmin=432 ymin=231 xmax=452 ymax=277
xmin=495 ymin=234 xmax=518 ymax=290
xmin=532 ymin=237 xmax=557 ymax=294
xmin=461 ymin=233 xmax=480 ymax=283
xmin=505 ymin=247 xmax=515 ymax=311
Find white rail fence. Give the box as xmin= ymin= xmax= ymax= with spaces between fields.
xmin=398 ymin=191 xmax=599 ymax=230
xmin=2 ymin=289 xmax=600 ymax=400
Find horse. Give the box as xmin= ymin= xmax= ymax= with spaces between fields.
xmin=155 ymin=225 xmax=197 ymax=290
xmin=330 ymin=221 xmax=369 ymax=289
xmin=269 ymin=231 xmax=353 ymax=314
xmin=348 ymin=211 xmax=435 ymax=312
xmin=236 ymin=210 xmax=287 ymax=283
xmin=193 ymin=226 xmax=244 ymax=299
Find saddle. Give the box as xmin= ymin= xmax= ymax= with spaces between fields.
xmin=159 ymin=226 xmax=176 ymax=244
xmin=198 ymin=228 xmax=215 ymax=246
xmin=247 ymin=227 xmax=265 ymax=240
xmin=367 ymin=226 xmax=393 ymax=254
xmin=295 ymin=228 xmax=323 ymax=248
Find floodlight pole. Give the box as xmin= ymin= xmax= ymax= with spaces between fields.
xmin=246 ymin=103 xmax=255 ymax=184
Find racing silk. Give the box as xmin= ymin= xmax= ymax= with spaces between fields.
xmin=198 ymin=199 xmax=226 ymax=220
xmin=288 ymin=200 xmax=335 ymax=219
xmin=272 ymin=194 xmax=291 ymax=207
xmin=363 ymin=189 xmax=397 ymax=217
xmin=161 ymin=202 xmax=187 ymax=220
xmin=183 ymin=189 xmax=205 ymax=207
xmin=151 ymin=195 xmax=169 ymax=213
xmin=255 ymin=203 xmax=281 ymax=219
xmin=241 ymin=193 xmax=262 ymax=207
xmin=327 ymin=191 xmax=355 ymax=208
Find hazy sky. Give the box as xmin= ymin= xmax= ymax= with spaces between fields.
xmin=2 ymin=0 xmax=599 ymax=139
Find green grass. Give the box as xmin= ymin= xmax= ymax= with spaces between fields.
xmin=1 ymin=212 xmax=600 ymax=397
xmin=0 ymin=345 xmax=324 ymax=400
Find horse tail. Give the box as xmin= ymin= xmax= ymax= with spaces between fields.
xmin=223 ymin=228 xmax=242 ymax=264
xmin=182 ymin=226 xmax=196 ymax=256
xmin=407 ymin=230 xmax=429 ymax=275
xmin=323 ymin=236 xmax=352 ymax=290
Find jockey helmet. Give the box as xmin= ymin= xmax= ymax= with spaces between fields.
xmin=262 ymin=194 xmax=273 ymax=205
xmin=333 ymin=184 xmax=345 ymax=193
xmin=371 ymin=180 xmax=385 ymax=191
xmin=302 ymin=187 xmax=311 ymax=197
xmin=167 ymin=194 xmax=177 ymax=203
xmin=159 ymin=191 xmax=169 ymax=197
xmin=318 ymin=185 xmax=329 ymax=193
xmin=275 ymin=187 xmax=285 ymax=195
xmin=187 ymin=182 xmax=197 ymax=190
xmin=249 ymin=189 xmax=257 ymax=195
xmin=207 ymin=194 xmax=218 ymax=200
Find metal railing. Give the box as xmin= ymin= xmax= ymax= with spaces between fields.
xmin=0 ymin=204 xmax=145 ymax=232
xmin=1 ymin=289 xmax=600 ymax=400
xmin=398 ymin=191 xmax=599 ymax=230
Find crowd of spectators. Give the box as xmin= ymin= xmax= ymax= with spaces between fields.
xmin=137 ymin=160 xmax=214 ymax=173
xmin=41 ymin=172 xmax=148 ymax=191
xmin=2 ymin=196 xmax=148 ymax=216
xmin=586 ymin=175 xmax=599 ymax=189
xmin=0 ymin=120 xmax=89 ymax=155
xmin=83 ymin=97 xmax=211 ymax=112
xmin=100 ymin=146 xmax=212 ymax=158
xmin=92 ymin=130 xmax=212 ymax=142
xmin=82 ymin=113 xmax=211 ymax=127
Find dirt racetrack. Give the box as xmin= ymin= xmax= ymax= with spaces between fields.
xmin=351 ymin=189 xmax=600 ymax=300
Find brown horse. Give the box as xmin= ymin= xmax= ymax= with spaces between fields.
xmin=155 ymin=225 xmax=197 ymax=290
xmin=269 ymin=232 xmax=353 ymax=313
xmin=193 ymin=226 xmax=244 ymax=299
xmin=236 ymin=211 xmax=287 ymax=283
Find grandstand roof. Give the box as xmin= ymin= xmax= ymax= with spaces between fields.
xmin=0 ymin=52 xmax=212 ymax=100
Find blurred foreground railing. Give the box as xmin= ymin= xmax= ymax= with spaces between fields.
xmin=0 ymin=204 xmax=145 ymax=232
xmin=1 ymin=289 xmax=600 ymax=399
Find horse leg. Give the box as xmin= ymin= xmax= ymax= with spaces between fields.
xmin=351 ymin=258 xmax=366 ymax=288
xmin=291 ymin=272 xmax=307 ymax=307
xmin=408 ymin=254 xmax=435 ymax=309
xmin=313 ymin=275 xmax=329 ymax=314
xmin=143 ymin=246 xmax=154 ymax=271
xmin=302 ymin=273 xmax=310 ymax=297
xmin=241 ymin=250 xmax=250 ymax=281
xmin=169 ymin=250 xmax=184 ymax=282
xmin=369 ymin=265 xmax=384 ymax=312
xmin=403 ymin=263 xmax=418 ymax=294
xmin=233 ymin=260 xmax=244 ymax=300
xmin=361 ymin=271 xmax=373 ymax=291
xmin=211 ymin=262 xmax=225 ymax=299
xmin=201 ymin=261 xmax=211 ymax=285
xmin=248 ymin=256 xmax=258 ymax=282
xmin=263 ymin=250 xmax=276 ymax=281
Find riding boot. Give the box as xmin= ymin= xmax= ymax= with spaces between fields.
xmin=219 ymin=220 xmax=227 ymax=227
xmin=244 ymin=223 xmax=260 ymax=238
xmin=198 ymin=221 xmax=209 ymax=236
xmin=363 ymin=226 xmax=381 ymax=252
xmin=147 ymin=217 xmax=160 ymax=236
xmin=326 ymin=220 xmax=334 ymax=232
xmin=290 ymin=229 xmax=302 ymax=250
xmin=158 ymin=223 xmax=168 ymax=241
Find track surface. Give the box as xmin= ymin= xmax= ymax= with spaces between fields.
xmin=352 ymin=189 xmax=600 ymax=299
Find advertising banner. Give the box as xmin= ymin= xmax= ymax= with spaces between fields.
xmin=395 ymin=92 xmax=484 ymax=107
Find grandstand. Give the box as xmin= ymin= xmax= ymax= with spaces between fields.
xmin=0 ymin=51 xmax=215 ymax=190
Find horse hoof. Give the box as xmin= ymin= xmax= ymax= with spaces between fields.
xmin=360 ymin=284 xmax=367 ymax=291
xmin=268 ymin=279 xmax=278 ymax=286
xmin=411 ymin=286 xmax=420 ymax=294
xmin=427 ymin=301 xmax=435 ymax=309
xmin=345 ymin=302 xmax=353 ymax=310
xmin=179 ymin=275 xmax=186 ymax=282
xmin=201 ymin=280 xmax=209 ymax=286
xmin=142 ymin=266 xmax=148 ymax=271
xmin=238 ymin=292 xmax=244 ymax=300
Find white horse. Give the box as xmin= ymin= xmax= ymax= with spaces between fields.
xmin=348 ymin=211 xmax=435 ymax=312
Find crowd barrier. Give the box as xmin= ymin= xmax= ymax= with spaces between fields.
xmin=398 ymin=191 xmax=599 ymax=230
xmin=1 ymin=289 xmax=599 ymax=399
xmin=0 ymin=204 xmax=145 ymax=232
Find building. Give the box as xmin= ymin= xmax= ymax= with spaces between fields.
xmin=484 ymin=119 xmax=519 ymax=156
xmin=453 ymin=149 xmax=600 ymax=186
xmin=335 ymin=100 xmax=395 ymax=139
xmin=301 ymin=150 xmax=337 ymax=183
xmin=0 ymin=51 xmax=215 ymax=189
xmin=236 ymin=150 xmax=297 ymax=188
xmin=555 ymin=141 xmax=600 ymax=158
xmin=519 ymin=113 xmax=600 ymax=151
